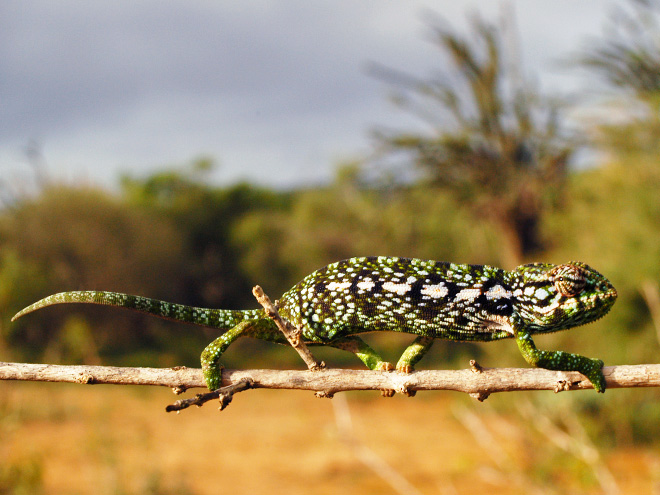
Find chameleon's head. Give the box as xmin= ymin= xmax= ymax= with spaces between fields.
xmin=511 ymin=261 xmax=617 ymax=333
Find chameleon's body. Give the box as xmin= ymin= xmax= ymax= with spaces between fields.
xmin=12 ymin=256 xmax=617 ymax=392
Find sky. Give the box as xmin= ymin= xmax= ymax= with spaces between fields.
xmin=0 ymin=1 xmax=616 ymax=190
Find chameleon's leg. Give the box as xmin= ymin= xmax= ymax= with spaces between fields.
xmin=396 ymin=335 xmax=434 ymax=373
xmin=390 ymin=335 xmax=435 ymax=398
xmin=200 ymin=319 xmax=278 ymax=390
xmin=515 ymin=331 xmax=606 ymax=393
xmin=328 ymin=336 xmax=394 ymax=371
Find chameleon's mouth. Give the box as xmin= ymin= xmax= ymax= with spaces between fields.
xmin=599 ymin=285 xmax=618 ymax=315
xmin=604 ymin=285 xmax=618 ymax=302
xmin=597 ymin=277 xmax=618 ymax=303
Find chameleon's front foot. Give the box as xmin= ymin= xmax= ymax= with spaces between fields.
xmin=395 ymin=336 xmax=434 ymax=377
xmin=582 ymin=358 xmax=606 ymax=393
xmin=394 ymin=364 xmax=418 ymax=397
xmin=516 ymin=333 xmax=606 ymax=394
xmin=554 ymin=356 xmax=606 ymax=393
xmin=396 ymin=363 xmax=414 ymax=374
xmin=377 ymin=361 xmax=396 ymax=397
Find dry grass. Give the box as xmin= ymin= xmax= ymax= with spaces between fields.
xmin=1 ymin=381 xmax=658 ymax=495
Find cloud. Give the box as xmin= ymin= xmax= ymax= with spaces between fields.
xmin=0 ymin=1 xmax=612 ymax=188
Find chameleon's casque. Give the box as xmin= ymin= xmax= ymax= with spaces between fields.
xmin=12 ymin=256 xmax=617 ymax=393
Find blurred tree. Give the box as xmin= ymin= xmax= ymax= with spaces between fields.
xmin=373 ymin=15 xmax=574 ymax=265
xmin=1 ymin=187 xmax=185 ymax=293
xmin=120 ymin=159 xmax=287 ymax=310
xmin=578 ymin=0 xmax=660 ymax=154
xmin=0 ymin=186 xmax=188 ymax=361
xmin=233 ymin=163 xmax=501 ymax=297
xmin=572 ymin=0 xmax=660 ymax=366
xmin=580 ymin=0 xmax=660 ymax=103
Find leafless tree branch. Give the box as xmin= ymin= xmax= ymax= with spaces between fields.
xmin=1 ymin=361 xmax=659 ymax=405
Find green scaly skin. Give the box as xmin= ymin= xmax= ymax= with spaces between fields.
xmin=12 ymin=256 xmax=618 ymax=392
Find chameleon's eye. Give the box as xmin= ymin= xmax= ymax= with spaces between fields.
xmin=550 ymin=264 xmax=587 ymax=297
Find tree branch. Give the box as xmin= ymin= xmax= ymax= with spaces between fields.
xmin=1 ymin=361 xmax=659 ymax=399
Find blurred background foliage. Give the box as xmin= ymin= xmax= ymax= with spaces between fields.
xmin=1 ymin=1 xmax=660 ymax=457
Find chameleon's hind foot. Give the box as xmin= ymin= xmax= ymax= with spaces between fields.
xmin=202 ymin=363 xmax=224 ymax=391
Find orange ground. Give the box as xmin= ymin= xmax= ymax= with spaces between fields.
xmin=1 ymin=382 xmax=658 ymax=494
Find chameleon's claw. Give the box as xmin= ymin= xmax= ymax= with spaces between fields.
xmin=401 ymin=386 xmax=416 ymax=397
xmin=377 ymin=361 xmax=395 ymax=372
xmin=396 ymin=363 xmax=414 ymax=374
xmin=377 ymin=362 xmax=395 ymax=396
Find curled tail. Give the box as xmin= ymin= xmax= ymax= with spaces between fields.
xmin=11 ymin=291 xmax=264 ymax=329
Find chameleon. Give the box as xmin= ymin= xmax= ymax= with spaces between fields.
xmin=12 ymin=256 xmax=617 ymax=392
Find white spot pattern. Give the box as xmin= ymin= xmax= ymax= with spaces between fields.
xmin=534 ymin=288 xmax=549 ymax=300
xmin=357 ymin=280 xmax=375 ymax=291
xmin=455 ymin=288 xmax=481 ymax=302
xmin=382 ymin=282 xmax=412 ymax=295
xmin=485 ymin=284 xmax=512 ymax=301
xmin=420 ymin=283 xmax=448 ymax=299
xmin=327 ymin=281 xmax=352 ymax=291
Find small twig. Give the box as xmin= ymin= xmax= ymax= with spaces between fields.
xmin=252 ymin=285 xmax=325 ymax=371
xmin=165 ymin=378 xmax=254 ymax=412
